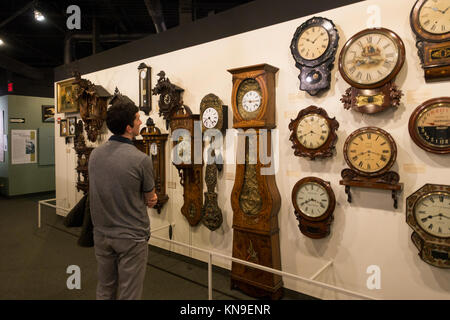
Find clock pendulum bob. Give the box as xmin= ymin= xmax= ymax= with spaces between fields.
xmin=178 ymin=165 xmax=203 ymax=226
xmin=230 ymin=131 xmax=283 ymax=300
xmin=201 ymin=148 xmax=223 ymax=231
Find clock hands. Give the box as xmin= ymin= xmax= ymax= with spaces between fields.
xmin=421 ymin=213 xmax=450 ymax=222
xmin=443 ymin=6 xmax=450 ymax=13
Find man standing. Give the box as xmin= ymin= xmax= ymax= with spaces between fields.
xmin=89 ymin=100 xmax=157 ymax=300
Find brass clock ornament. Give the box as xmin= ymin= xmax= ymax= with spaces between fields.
xmin=410 ymin=0 xmax=450 ymax=81
xmin=288 ymin=105 xmax=339 ymax=160
xmin=140 ymin=117 xmax=169 ymax=213
xmin=290 ymin=16 xmax=339 ymax=96
xmin=339 ymin=28 xmax=405 ymax=114
xmin=409 ymin=97 xmax=450 ymax=154
xmin=138 ymin=63 xmax=152 ymax=115
xmin=292 ymin=177 xmax=336 ymax=239
xmin=228 ymin=63 xmax=283 ymax=300
xmin=406 ymin=184 xmax=450 ymax=268
xmin=340 ymin=127 xmax=402 ymax=208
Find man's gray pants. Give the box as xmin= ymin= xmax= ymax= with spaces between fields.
xmin=94 ymin=233 xmax=148 ymax=300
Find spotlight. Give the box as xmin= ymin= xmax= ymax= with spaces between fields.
xmin=0 ymin=39 xmax=4 ymax=46
xmin=34 ymin=10 xmax=45 ymax=22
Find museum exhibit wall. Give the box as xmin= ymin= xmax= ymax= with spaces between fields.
xmin=0 ymin=95 xmax=55 ymax=196
xmin=54 ymin=0 xmax=450 ymax=299
xmin=0 ymin=95 xmax=8 ymax=194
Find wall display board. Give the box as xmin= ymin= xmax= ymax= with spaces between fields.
xmin=11 ymin=130 xmax=37 ymax=164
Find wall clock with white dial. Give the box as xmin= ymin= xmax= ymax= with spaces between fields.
xmin=289 ymin=105 xmax=339 ymax=160
xmin=200 ymin=93 xmax=228 ymax=133
xmin=292 ymin=177 xmax=336 ymax=239
xmin=138 ymin=62 xmax=152 ymax=115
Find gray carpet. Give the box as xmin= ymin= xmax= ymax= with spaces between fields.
xmin=0 ymin=192 xmax=315 ymax=300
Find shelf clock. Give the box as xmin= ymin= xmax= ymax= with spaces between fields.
xmin=288 ymin=105 xmax=339 ymax=160
xmin=410 ymin=0 xmax=450 ymax=81
xmin=406 ymin=184 xmax=450 ymax=268
xmin=140 ymin=117 xmax=169 ymax=213
xmin=290 ymin=16 xmax=339 ymax=96
xmin=340 ymin=127 xmax=402 ymax=208
xmin=292 ymin=177 xmax=336 ymax=239
xmin=138 ymin=63 xmax=152 ymax=115
xmin=228 ymin=63 xmax=283 ymax=299
xmin=339 ymin=28 xmax=405 ymax=114
xmin=170 ymin=105 xmax=203 ymax=226
xmin=409 ymin=97 xmax=450 ymax=154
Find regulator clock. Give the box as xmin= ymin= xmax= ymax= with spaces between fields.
xmin=409 ymin=97 xmax=450 ymax=154
xmin=228 ymin=63 xmax=283 ymax=299
xmin=138 ymin=63 xmax=152 ymax=115
xmin=410 ymin=0 xmax=450 ymax=81
xmin=288 ymin=105 xmax=339 ymax=160
xmin=339 ymin=28 xmax=405 ymax=114
xmin=290 ymin=16 xmax=339 ymax=95
xmin=340 ymin=127 xmax=402 ymax=208
xmin=292 ymin=177 xmax=336 ymax=239
xmin=170 ymin=106 xmax=203 ymax=226
xmin=140 ymin=117 xmax=169 ymax=213
xmin=406 ymin=184 xmax=450 ymax=268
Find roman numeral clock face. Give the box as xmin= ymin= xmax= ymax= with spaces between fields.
xmin=297 ymin=26 xmax=330 ymax=60
xmin=419 ymin=0 xmax=450 ymax=34
xmin=342 ymin=31 xmax=400 ymax=86
xmin=414 ymin=192 xmax=450 ymax=238
xmin=296 ymin=114 xmax=330 ymax=149
xmin=296 ymin=182 xmax=330 ymax=218
xmin=345 ymin=129 xmax=394 ymax=174
xmin=202 ymin=107 xmax=219 ymax=129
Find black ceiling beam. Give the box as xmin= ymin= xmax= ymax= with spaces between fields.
xmin=144 ymin=0 xmax=167 ymax=33
xmin=0 ymin=52 xmax=47 ymax=80
xmin=101 ymin=0 xmax=129 ymax=33
xmin=0 ymin=0 xmax=36 ymax=30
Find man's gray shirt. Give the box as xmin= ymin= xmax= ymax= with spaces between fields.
xmin=89 ymin=135 xmax=154 ymax=240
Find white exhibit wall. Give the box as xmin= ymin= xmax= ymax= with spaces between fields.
xmin=55 ymin=0 xmax=450 ymax=299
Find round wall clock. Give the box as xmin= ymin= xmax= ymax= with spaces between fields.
xmin=343 ymin=127 xmax=397 ymax=177
xmin=410 ymin=0 xmax=450 ymax=81
xmin=236 ymin=78 xmax=262 ymax=121
xmin=291 ymin=177 xmax=336 ymax=239
xmin=409 ymin=97 xmax=450 ymax=154
xmin=288 ymin=105 xmax=339 ymax=160
xmin=290 ymin=16 xmax=339 ymax=96
xmin=200 ymin=93 xmax=228 ymax=132
xmin=339 ymin=28 xmax=405 ymax=114
xmin=406 ymin=183 xmax=450 ymax=268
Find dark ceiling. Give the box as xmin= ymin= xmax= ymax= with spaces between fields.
xmin=0 ymin=0 xmax=254 ymax=82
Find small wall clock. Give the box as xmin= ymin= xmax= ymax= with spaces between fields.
xmin=409 ymin=97 xmax=450 ymax=154
xmin=340 ymin=127 xmax=402 ymax=208
xmin=138 ymin=63 xmax=152 ymax=115
xmin=339 ymin=28 xmax=405 ymax=114
xmin=410 ymin=0 xmax=450 ymax=81
xmin=292 ymin=177 xmax=336 ymax=239
xmin=406 ymin=183 xmax=450 ymax=268
xmin=200 ymin=93 xmax=228 ymax=133
xmin=288 ymin=105 xmax=339 ymax=160
xmin=290 ymin=16 xmax=339 ymax=96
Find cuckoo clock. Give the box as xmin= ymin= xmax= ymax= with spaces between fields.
xmin=152 ymin=71 xmax=184 ymax=129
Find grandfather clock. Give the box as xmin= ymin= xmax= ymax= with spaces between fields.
xmin=227 ymin=64 xmax=283 ymax=299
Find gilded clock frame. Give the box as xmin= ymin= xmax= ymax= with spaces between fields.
xmin=200 ymin=93 xmax=228 ymax=133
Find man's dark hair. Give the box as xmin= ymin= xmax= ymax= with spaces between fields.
xmin=106 ymin=101 xmax=139 ymax=135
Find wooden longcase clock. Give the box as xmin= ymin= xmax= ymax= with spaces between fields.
xmin=170 ymin=106 xmax=203 ymax=226
xmin=410 ymin=0 xmax=450 ymax=81
xmin=340 ymin=127 xmax=402 ymax=208
xmin=140 ymin=117 xmax=169 ymax=213
xmin=228 ymin=64 xmax=283 ymax=299
xmin=339 ymin=28 xmax=405 ymax=114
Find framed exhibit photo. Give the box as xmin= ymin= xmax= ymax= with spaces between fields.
xmin=41 ymin=105 xmax=55 ymax=123
xmin=57 ymin=79 xmax=79 ymax=113
xmin=67 ymin=116 xmax=77 ymax=136
xmin=60 ymin=119 xmax=68 ymax=137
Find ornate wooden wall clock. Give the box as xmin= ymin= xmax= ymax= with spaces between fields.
xmin=292 ymin=177 xmax=336 ymax=239
xmin=74 ymin=120 xmax=94 ymax=194
xmin=409 ymin=97 xmax=450 ymax=154
xmin=140 ymin=117 xmax=169 ymax=213
xmin=290 ymin=16 xmax=339 ymax=96
xmin=288 ymin=105 xmax=339 ymax=160
xmin=152 ymin=70 xmax=184 ymax=129
xmin=339 ymin=28 xmax=405 ymax=114
xmin=228 ymin=63 xmax=283 ymax=299
xmin=340 ymin=127 xmax=402 ymax=208
xmin=406 ymin=184 xmax=450 ymax=268
xmin=170 ymin=106 xmax=203 ymax=226
xmin=200 ymin=93 xmax=227 ymax=231
xmin=410 ymin=0 xmax=450 ymax=81
xmin=138 ymin=63 xmax=152 ymax=115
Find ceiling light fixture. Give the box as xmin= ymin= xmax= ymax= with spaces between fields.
xmin=0 ymin=39 xmax=4 ymax=45
xmin=34 ymin=9 xmax=45 ymax=22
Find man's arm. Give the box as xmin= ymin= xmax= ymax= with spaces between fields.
xmin=144 ymin=188 xmax=158 ymax=208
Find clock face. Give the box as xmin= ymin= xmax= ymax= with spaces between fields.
xmin=296 ymin=114 xmax=330 ymax=149
xmin=236 ymin=78 xmax=262 ymax=120
xmin=140 ymin=70 xmax=147 ymax=79
xmin=296 ymin=182 xmax=330 ymax=218
xmin=163 ymin=93 xmax=171 ymax=105
xmin=415 ymin=102 xmax=450 ymax=148
xmin=345 ymin=129 xmax=394 ymax=174
xmin=414 ymin=192 xmax=450 ymax=238
xmin=150 ymin=142 xmax=158 ymax=156
xmin=202 ymin=107 xmax=219 ymax=129
xmin=297 ymin=26 xmax=330 ymax=60
xmin=176 ymin=138 xmax=191 ymax=163
xmin=418 ymin=0 xmax=450 ymax=35
xmin=341 ymin=30 xmax=401 ymax=86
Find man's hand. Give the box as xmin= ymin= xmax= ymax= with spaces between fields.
xmin=144 ymin=189 xmax=158 ymax=208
